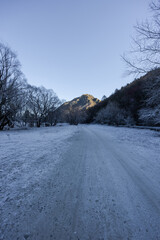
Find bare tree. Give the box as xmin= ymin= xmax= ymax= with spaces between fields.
xmin=0 ymin=43 xmax=25 ymax=130
xmin=122 ymin=0 xmax=160 ymax=76
xmin=27 ymin=85 xmax=60 ymax=127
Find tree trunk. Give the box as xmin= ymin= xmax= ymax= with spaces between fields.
xmin=36 ymin=120 xmax=41 ymax=127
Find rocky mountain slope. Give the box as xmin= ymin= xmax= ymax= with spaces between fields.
xmin=61 ymin=94 xmax=100 ymax=111
xmin=57 ymin=94 xmax=100 ymax=123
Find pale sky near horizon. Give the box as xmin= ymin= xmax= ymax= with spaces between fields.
xmin=0 ymin=0 xmax=150 ymax=101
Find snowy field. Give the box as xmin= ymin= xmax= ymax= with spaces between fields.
xmin=0 ymin=124 xmax=160 ymax=239
xmin=0 ymin=125 xmax=79 ymax=239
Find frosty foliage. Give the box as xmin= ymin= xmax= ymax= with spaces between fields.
xmin=95 ymin=102 xmax=134 ymax=126
xmin=139 ymin=76 xmax=160 ymax=125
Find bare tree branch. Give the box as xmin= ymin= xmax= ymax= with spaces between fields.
xmin=123 ymin=0 xmax=160 ymax=75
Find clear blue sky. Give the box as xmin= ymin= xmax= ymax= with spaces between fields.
xmin=0 ymin=0 xmax=150 ymax=101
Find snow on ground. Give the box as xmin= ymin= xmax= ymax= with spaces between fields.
xmin=0 ymin=125 xmax=78 ymax=239
xmin=94 ymin=124 xmax=160 ymax=160
xmin=0 ymin=124 xmax=160 ymax=239
xmin=92 ymin=124 xmax=160 ymax=186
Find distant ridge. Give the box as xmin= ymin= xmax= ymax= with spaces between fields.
xmin=57 ymin=94 xmax=100 ymax=123
xmin=59 ymin=94 xmax=100 ymax=112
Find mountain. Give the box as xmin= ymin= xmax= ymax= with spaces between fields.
xmin=60 ymin=94 xmax=100 ymax=111
xmin=57 ymin=94 xmax=100 ymax=124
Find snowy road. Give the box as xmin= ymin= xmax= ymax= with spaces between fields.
xmin=1 ymin=125 xmax=160 ymax=240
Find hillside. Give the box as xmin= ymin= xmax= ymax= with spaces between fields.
xmin=86 ymin=68 xmax=160 ymax=126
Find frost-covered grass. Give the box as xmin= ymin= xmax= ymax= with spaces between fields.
xmin=0 ymin=125 xmax=78 ymax=198
xmin=92 ymin=124 xmax=160 ymax=150
xmin=0 ymin=125 xmax=78 ymax=238
xmin=91 ymin=124 xmax=160 ymax=186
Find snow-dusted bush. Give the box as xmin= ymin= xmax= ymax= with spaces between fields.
xmin=139 ymin=76 xmax=160 ymax=125
xmin=95 ymin=101 xmax=132 ymax=125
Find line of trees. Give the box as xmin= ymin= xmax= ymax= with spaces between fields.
xmin=0 ymin=43 xmax=61 ymax=130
